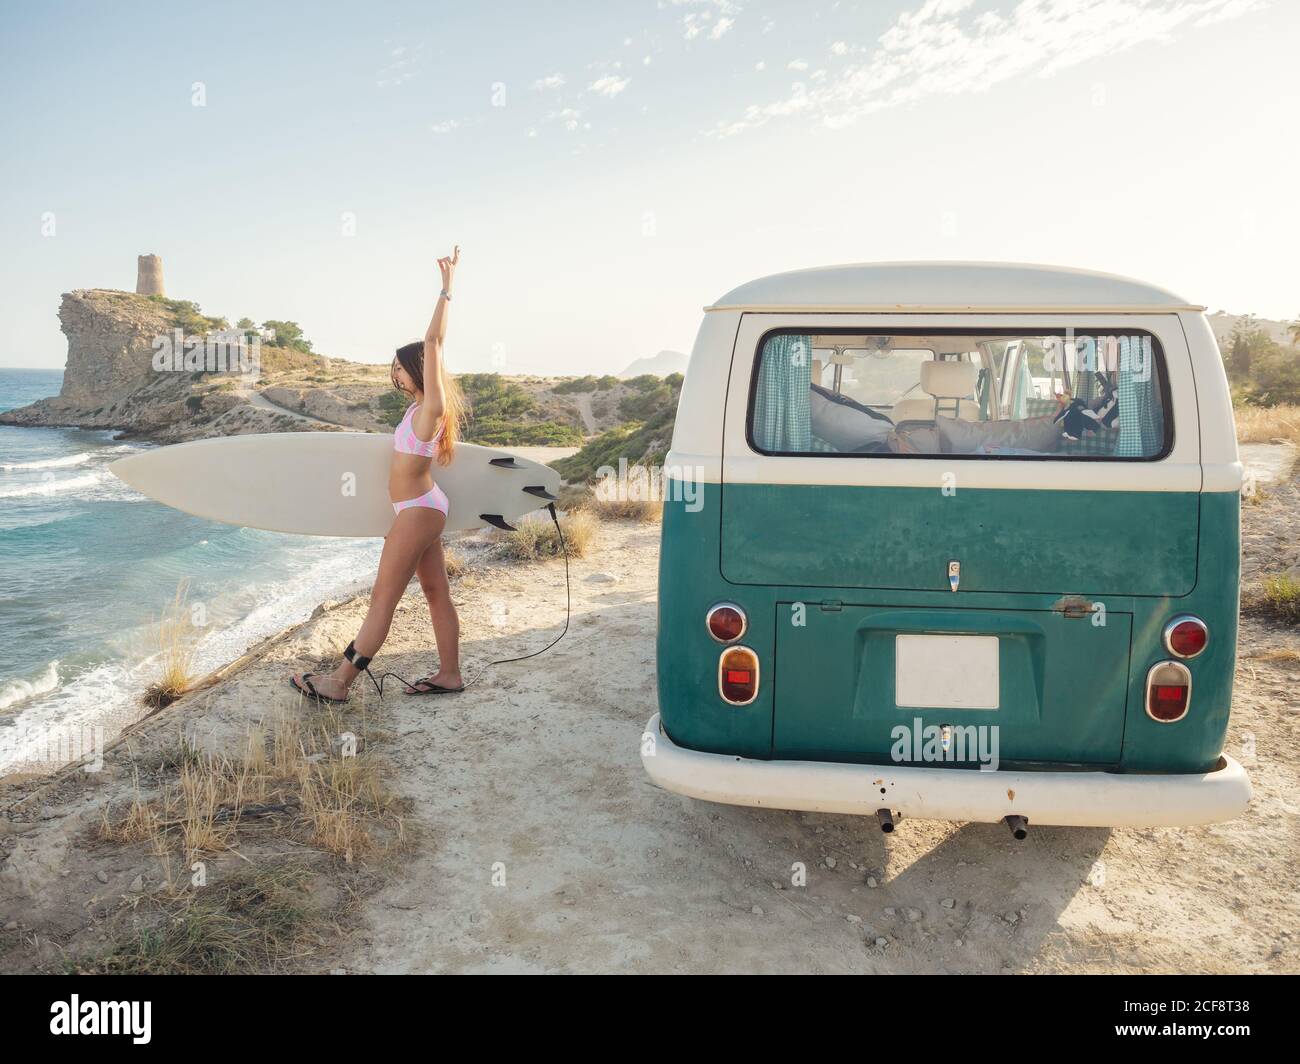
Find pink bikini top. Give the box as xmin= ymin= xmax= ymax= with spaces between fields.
xmin=394 ymin=403 xmax=443 ymax=457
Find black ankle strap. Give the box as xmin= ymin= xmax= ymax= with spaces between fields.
xmin=344 ymin=640 xmax=372 ymax=672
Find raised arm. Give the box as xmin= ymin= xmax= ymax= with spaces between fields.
xmin=415 ymin=246 xmax=459 ymax=433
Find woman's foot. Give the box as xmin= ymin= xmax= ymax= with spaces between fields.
xmin=404 ymin=669 xmax=463 ymax=694
xmin=290 ymin=667 xmax=352 ymax=701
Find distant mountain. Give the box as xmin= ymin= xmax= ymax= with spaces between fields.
xmin=618 ymin=349 xmax=687 ymax=379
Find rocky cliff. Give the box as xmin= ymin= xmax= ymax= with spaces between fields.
xmin=56 ymin=289 xmax=174 ymax=405
xmin=0 ymin=289 xmax=374 ymax=442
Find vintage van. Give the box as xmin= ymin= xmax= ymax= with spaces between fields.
xmin=642 ymin=262 xmax=1252 ymax=835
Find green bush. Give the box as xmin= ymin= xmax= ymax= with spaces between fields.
xmin=552 ymin=374 xmax=619 ymax=394
xmin=553 ymin=376 xmax=681 ymax=482
xmin=459 ymin=373 xmax=536 ymax=420
xmin=467 ymin=419 xmax=582 ymax=446
xmin=261 ymin=320 xmax=313 ymax=353
xmin=377 ymin=390 xmax=409 ymax=427
xmin=1238 ymin=345 xmax=1300 ymax=406
xmin=148 ymin=296 xmax=226 ymax=336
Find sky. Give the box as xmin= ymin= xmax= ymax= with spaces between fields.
xmin=0 ymin=0 xmax=1296 ymax=375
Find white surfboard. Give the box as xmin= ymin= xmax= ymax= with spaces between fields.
xmin=110 ymin=432 xmax=562 ymax=537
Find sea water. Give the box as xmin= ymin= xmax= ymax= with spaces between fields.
xmin=0 ymin=368 xmax=382 ymax=774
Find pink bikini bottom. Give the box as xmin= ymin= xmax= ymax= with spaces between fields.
xmin=392 ymin=483 xmax=450 ymax=516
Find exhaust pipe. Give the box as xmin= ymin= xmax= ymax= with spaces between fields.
xmin=1003 ymin=814 xmax=1028 ymax=840
xmin=876 ymin=808 xmax=895 ymax=833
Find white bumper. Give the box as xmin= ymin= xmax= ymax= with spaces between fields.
xmin=640 ymin=714 xmax=1251 ymax=828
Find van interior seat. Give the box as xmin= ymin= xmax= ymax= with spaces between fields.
xmin=892 ymin=361 xmax=981 ymax=424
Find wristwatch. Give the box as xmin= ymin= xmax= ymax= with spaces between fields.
xmin=440 ymin=290 xmax=452 ymax=301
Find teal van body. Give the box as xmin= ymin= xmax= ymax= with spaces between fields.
xmin=644 ymin=264 xmax=1251 ymax=829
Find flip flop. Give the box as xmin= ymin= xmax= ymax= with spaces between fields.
xmin=404 ymin=676 xmax=465 ymax=695
xmin=290 ymin=672 xmax=349 ymax=704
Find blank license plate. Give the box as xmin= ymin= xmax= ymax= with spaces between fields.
xmin=895 ymin=634 xmax=999 ymax=710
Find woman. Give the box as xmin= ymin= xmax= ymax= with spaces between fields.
xmin=291 ymin=247 xmax=466 ymax=701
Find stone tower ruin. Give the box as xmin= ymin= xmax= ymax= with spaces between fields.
xmin=136 ymin=253 xmax=165 ymax=296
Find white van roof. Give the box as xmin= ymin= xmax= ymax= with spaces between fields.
xmin=706 ymin=262 xmax=1203 ymax=314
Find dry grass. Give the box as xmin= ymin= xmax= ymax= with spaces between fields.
xmin=1242 ymin=572 xmax=1300 ymax=626
xmin=78 ymin=864 xmax=321 ymax=975
xmin=142 ymin=583 xmax=197 ymax=709
xmin=555 ymin=483 xmax=592 ymax=512
xmin=493 ymin=509 xmax=595 ymax=560
xmin=587 ymin=495 xmax=663 ymax=522
xmin=1235 ymin=403 xmax=1300 ymax=446
xmin=299 ymin=755 xmax=398 ymax=863
xmin=98 ymin=771 xmax=163 ymax=846
xmin=443 ymin=545 xmax=467 ymax=580
xmin=1250 ymin=573 xmax=1300 ymax=625
xmin=99 ymin=711 xmax=403 ymax=867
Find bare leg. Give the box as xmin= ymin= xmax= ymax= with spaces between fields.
xmin=407 ymin=537 xmax=462 ymax=691
xmin=291 ymin=507 xmax=445 ymax=698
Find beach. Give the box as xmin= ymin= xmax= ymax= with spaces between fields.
xmin=1 ymin=448 xmax=1298 ymax=972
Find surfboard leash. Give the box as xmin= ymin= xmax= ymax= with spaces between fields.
xmin=352 ymin=502 xmax=572 ymax=697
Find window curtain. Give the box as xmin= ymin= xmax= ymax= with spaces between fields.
xmin=1115 ymin=335 xmax=1163 ymax=457
xmin=754 ymin=334 xmax=812 ymax=451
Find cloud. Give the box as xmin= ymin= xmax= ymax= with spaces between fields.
xmin=588 ymin=75 xmax=631 ymax=97
xmin=429 ymin=119 xmax=463 ymax=135
xmin=532 ymin=73 xmax=566 ymax=91
xmin=788 ymin=58 xmax=809 ymax=70
xmin=713 ymin=0 xmax=1268 ymax=135
xmin=677 ymin=0 xmax=743 ymax=40
xmin=376 ymin=52 xmax=419 ymax=89
xmin=546 ymin=107 xmax=585 ymax=132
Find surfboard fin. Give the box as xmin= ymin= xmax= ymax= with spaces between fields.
xmin=489 ymin=457 xmax=523 ymax=469
xmin=522 ymin=485 xmax=558 ymax=501
xmin=480 ymin=513 xmax=517 ymax=532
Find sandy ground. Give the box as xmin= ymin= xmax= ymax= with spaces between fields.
xmin=2 ymin=457 xmax=1297 ymax=974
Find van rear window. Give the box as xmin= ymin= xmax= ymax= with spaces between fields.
xmin=748 ymin=329 xmax=1171 ymax=460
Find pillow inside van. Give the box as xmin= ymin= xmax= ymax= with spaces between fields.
xmin=809 ymin=384 xmax=893 ymax=452
xmin=935 ymin=414 xmax=1063 ymax=454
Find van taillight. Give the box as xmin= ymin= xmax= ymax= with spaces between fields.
xmin=719 ymin=646 xmax=759 ymax=705
xmin=707 ymin=602 xmax=747 ymax=643
xmin=1164 ymin=615 xmax=1208 ymax=658
xmin=1145 ymin=661 xmax=1192 ymax=723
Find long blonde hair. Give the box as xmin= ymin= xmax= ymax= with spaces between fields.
xmin=395 ymin=340 xmax=465 ymax=465
xmin=434 ymin=357 xmax=465 ymax=466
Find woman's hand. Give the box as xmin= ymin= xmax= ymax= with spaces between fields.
xmin=438 ymin=246 xmax=460 ymax=295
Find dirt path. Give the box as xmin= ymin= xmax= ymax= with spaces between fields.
xmin=233 ymin=380 xmax=343 ymax=427
xmin=573 ymin=393 xmax=597 ymax=434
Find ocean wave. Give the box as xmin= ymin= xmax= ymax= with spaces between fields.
xmin=1 ymin=452 xmax=92 ymax=471
xmin=190 ymin=540 xmax=381 ymax=675
xmin=0 ymin=471 xmax=111 ymax=499
xmin=0 ymin=658 xmax=145 ymax=774
xmin=0 ymin=660 xmax=60 ymax=713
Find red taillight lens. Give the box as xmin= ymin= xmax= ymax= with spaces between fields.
xmin=1146 ymin=661 xmax=1192 ymax=723
xmin=1164 ymin=616 xmax=1208 ymax=658
xmin=719 ymin=646 xmax=759 ymax=705
xmin=706 ymin=603 xmax=746 ymax=643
